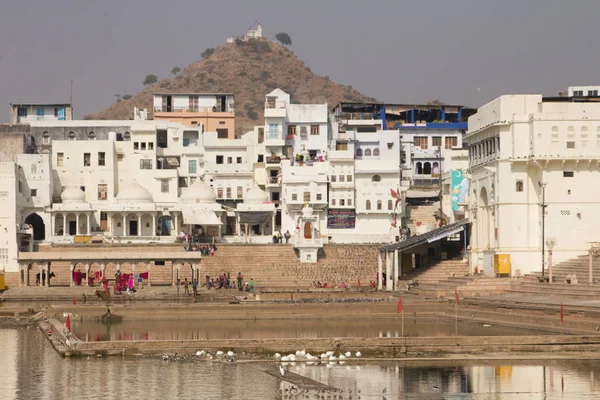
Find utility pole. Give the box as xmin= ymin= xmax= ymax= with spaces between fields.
xmin=539 ymin=181 xmax=548 ymax=277
xmin=438 ymin=146 xmax=443 ymax=224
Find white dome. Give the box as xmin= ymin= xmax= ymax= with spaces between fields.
xmin=180 ymin=180 xmax=216 ymax=203
xmin=116 ymin=183 xmax=153 ymax=203
xmin=302 ymin=203 xmax=314 ymax=217
xmin=244 ymin=185 xmax=268 ymax=204
xmin=61 ymin=187 xmax=86 ymax=203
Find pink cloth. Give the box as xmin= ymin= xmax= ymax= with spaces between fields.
xmin=128 ymin=277 xmax=134 ymax=289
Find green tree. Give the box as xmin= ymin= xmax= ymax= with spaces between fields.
xmin=122 ymin=94 xmax=132 ymax=100
xmin=143 ymin=74 xmax=158 ymax=86
xmin=201 ymin=47 xmax=215 ymax=59
xmin=275 ymin=32 xmax=292 ymax=46
xmin=171 ymin=66 xmax=181 ymax=76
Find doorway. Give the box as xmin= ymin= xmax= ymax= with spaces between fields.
xmin=69 ymin=221 xmax=77 ymax=236
xmin=304 ymin=222 xmax=312 ymax=239
xmin=24 ymin=213 xmax=46 ymax=240
xmin=129 ymin=221 xmax=138 ymax=236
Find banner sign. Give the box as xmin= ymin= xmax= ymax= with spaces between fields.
xmin=327 ymin=209 xmax=356 ymax=229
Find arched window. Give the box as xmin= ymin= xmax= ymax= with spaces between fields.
xmin=432 ymin=162 xmax=439 ymax=175
xmin=567 ymin=126 xmax=574 ymax=132
xmin=226 ymin=187 xmax=232 ymax=198
xmin=516 ymin=180 xmax=524 ymax=192
xmin=217 ymin=187 xmax=223 ymax=198
xmin=365 ymin=149 xmax=372 ymax=156
xmin=124 ymin=132 xmax=131 ymax=141
xmin=356 ymin=148 xmax=363 ymax=157
xmin=88 ymin=131 xmax=96 ymax=140
xmin=372 ymin=175 xmax=381 ymax=182
xmin=68 ymin=131 xmax=76 ymax=141
xmin=373 ymin=148 xmax=380 ymax=156
xmin=365 ymin=200 xmax=371 ymax=210
xmin=552 ymin=126 xmax=558 ymax=132
xmin=415 ymin=162 xmax=423 ymax=175
xmin=388 ymin=200 xmax=393 ymax=210
xmin=42 ymin=131 xmax=50 ymax=145
xmin=377 ymin=200 xmax=382 ymax=210
xmin=423 ymin=162 xmax=432 ymax=175
xmin=582 ymin=126 xmax=588 ymax=132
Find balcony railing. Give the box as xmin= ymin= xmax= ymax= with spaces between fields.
xmin=265 ymin=100 xmax=287 ymax=109
xmin=153 ymin=106 xmax=233 ymax=113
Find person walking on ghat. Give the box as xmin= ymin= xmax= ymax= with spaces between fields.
xmin=237 ymin=272 xmax=243 ymax=291
xmin=176 ymin=278 xmax=181 ymax=296
xmin=277 ymin=230 xmax=283 ymax=244
xmin=284 ymin=230 xmax=291 ymax=244
xmin=192 ymin=279 xmax=198 ymax=297
xmin=184 ymin=278 xmax=190 ymax=296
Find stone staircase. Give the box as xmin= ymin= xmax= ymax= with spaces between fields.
xmin=401 ymin=259 xmax=470 ymax=285
xmin=405 ymin=205 xmax=437 ymax=233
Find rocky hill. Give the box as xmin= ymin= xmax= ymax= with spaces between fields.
xmin=87 ymin=38 xmax=377 ymax=134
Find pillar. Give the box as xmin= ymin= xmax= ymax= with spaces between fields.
xmin=589 ymin=250 xmax=593 ymax=284
xmin=377 ymin=253 xmax=383 ymax=290
xmin=398 ymin=250 xmax=403 ymax=281
xmin=63 ymin=214 xmax=67 ymax=235
xmin=147 ymin=262 xmax=152 ymax=287
xmin=100 ymin=263 xmax=106 ymax=280
xmin=26 ymin=264 xmax=30 ymax=286
xmin=137 ymin=214 xmax=142 ymax=236
xmin=271 ymin=213 xmax=276 ymax=234
xmin=172 ymin=261 xmax=176 ymax=286
xmin=76 ymin=214 xmax=80 ymax=235
xmin=173 ymin=213 xmax=179 ymax=235
xmin=151 ymin=213 xmax=156 ymax=237
xmin=70 ymin=263 xmax=75 ymax=287
xmin=19 ymin=263 xmax=23 ymax=287
xmin=386 ymin=251 xmax=392 ymax=291
xmin=236 ymin=214 xmax=241 ymax=236
xmin=44 ymin=263 xmax=49 ymax=287
xmin=85 ymin=263 xmax=90 ymax=286
xmin=86 ymin=213 xmax=91 ymax=235
xmin=122 ymin=214 xmax=127 ymax=236
xmin=548 ymin=250 xmax=553 ymax=283
xmin=394 ymin=249 xmax=399 ymax=289
xmin=38 ymin=264 xmax=43 ymax=287
xmin=245 ymin=224 xmax=249 ymax=243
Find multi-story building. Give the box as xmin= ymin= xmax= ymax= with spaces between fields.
xmin=466 ymin=94 xmax=600 ymax=276
xmin=152 ymin=93 xmax=235 ymax=136
xmin=567 ymin=85 xmax=600 ymax=98
xmin=10 ymin=102 xmax=73 ymax=124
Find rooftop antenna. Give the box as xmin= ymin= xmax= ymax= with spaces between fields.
xmin=70 ymin=79 xmax=74 ymax=105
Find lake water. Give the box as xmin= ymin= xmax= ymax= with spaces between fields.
xmin=70 ymin=317 xmax=553 ymax=342
xmin=3 ymin=328 xmax=600 ymax=399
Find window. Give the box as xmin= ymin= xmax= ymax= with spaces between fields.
xmin=140 ymin=159 xmax=152 ymax=170
xmin=388 ymin=200 xmax=393 ymax=210
xmin=432 ymin=136 xmax=442 ymax=147
xmin=372 ymin=175 xmax=381 ymax=182
xmin=566 ymin=141 xmax=576 ymax=149
xmin=366 ymin=200 xmax=371 ymax=210
xmin=310 ymin=125 xmax=320 ymax=135
xmin=332 ymin=199 xmax=336 ymax=206
xmin=57 ymin=153 xmax=64 ymax=167
xmin=98 ymin=184 xmax=107 ymax=200
xmin=316 ymin=193 xmax=322 ymax=201
xmin=415 ymin=136 xmax=428 ymax=149
xmin=17 ymin=107 xmax=27 ymax=118
xmin=217 ymin=129 xmax=228 ymax=139
xmin=387 ymin=142 xmax=394 ymax=150
xmin=589 ymin=90 xmax=599 ymax=97
xmin=377 ymin=200 xmax=382 ymax=210
xmin=224 ymin=187 xmax=231 ymax=198
xmin=347 ymin=175 xmax=352 ymax=182
xmin=365 ymin=149 xmax=372 ymax=156
xmin=141 ymin=142 xmax=146 ymax=150
xmin=117 ymin=154 xmax=124 ymax=162
xmin=257 ymin=154 xmax=264 ymax=163
xmin=348 ymin=198 xmax=352 ymax=207
xmin=124 ymin=132 xmax=131 ymax=141
xmin=445 ymin=136 xmax=458 ymax=149
xmin=31 ymin=189 xmax=37 ymax=197
xmin=189 ymin=160 xmax=197 ymax=174
xmin=336 ymin=141 xmax=348 ymax=151
xmin=88 ymin=131 xmax=95 ymax=140
xmin=161 ymin=180 xmax=169 ymax=193
xmin=98 ymin=152 xmax=105 ymax=166
xmin=268 ymin=124 xmax=279 ymax=139
xmin=573 ymin=90 xmax=584 ymax=97
xmin=415 ymin=162 xmax=423 ymax=175
xmin=83 ymin=153 xmax=91 ymax=167
xmin=237 ymin=157 xmax=242 ymax=164
xmin=373 ymin=148 xmax=380 ymax=156
xmin=42 ymin=131 xmax=50 ymax=145
xmin=288 ymin=125 xmax=296 ymax=136
xmin=516 ymin=180 xmax=524 ymax=192
xmin=423 ymin=162 xmax=432 ymax=175
xmin=356 ymin=149 xmax=363 ymax=157
xmin=149 ymin=142 xmax=154 ymax=150
xmin=303 ymin=192 xmax=311 ymax=202
xmin=217 ymin=187 xmax=224 ymax=198
xmin=339 ymin=175 xmax=345 ymax=182
xmin=225 ymin=157 xmax=231 ymax=164
xmin=216 ymin=155 xmax=224 ymax=164
xmin=36 ymin=107 xmax=44 ymax=120
xmin=219 ymin=121 xmax=225 ymax=125
xmin=0 ymin=248 xmax=8 ymax=267
xmin=68 ymin=132 xmax=75 ymax=141
xmin=340 ymin=199 xmax=345 ymax=206
xmin=292 ymin=193 xmax=298 ymax=201
xmin=188 ymin=95 xmax=198 ymax=112
xmin=563 ymin=171 xmax=574 ymax=178
xmin=134 ymin=142 xmax=139 ymax=150
xmin=237 ymin=186 xmax=243 ymax=198
xmin=330 ymin=175 xmax=337 ymax=182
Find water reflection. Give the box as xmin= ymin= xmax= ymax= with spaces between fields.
xmin=4 ymin=328 xmax=600 ymax=399
xmin=71 ymin=318 xmax=552 ymax=342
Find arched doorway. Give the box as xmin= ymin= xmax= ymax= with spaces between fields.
xmin=25 ymin=213 xmax=45 ymax=241
xmin=479 ymin=187 xmax=489 ymax=249
xmin=303 ymin=222 xmax=312 ymax=239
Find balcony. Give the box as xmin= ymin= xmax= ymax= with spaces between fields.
xmin=264 ymin=134 xmax=285 ymax=147
xmin=266 ymin=176 xmax=282 ymax=187
xmin=328 ymin=150 xmax=354 ymax=162
xmin=264 ymin=100 xmax=287 ymax=118
xmin=330 ymin=180 xmax=354 ymax=189
xmin=153 ymin=106 xmax=234 ymax=118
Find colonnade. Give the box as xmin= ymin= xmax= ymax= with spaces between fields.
xmin=377 ymin=249 xmax=402 ymax=291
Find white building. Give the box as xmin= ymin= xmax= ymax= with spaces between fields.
xmin=567 ymin=85 xmax=600 ymax=97
xmin=466 ymin=94 xmax=600 ymax=276
xmin=10 ymin=102 xmax=73 ymax=124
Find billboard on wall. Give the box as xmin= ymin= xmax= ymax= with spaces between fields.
xmin=327 ymin=209 xmax=356 ymax=229
xmin=451 ymin=170 xmax=469 ymax=212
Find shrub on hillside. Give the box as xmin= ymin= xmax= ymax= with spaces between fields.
xmin=201 ymin=48 xmax=215 ymax=59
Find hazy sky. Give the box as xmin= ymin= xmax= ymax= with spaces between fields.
xmin=1 ymin=0 xmax=599 ymax=121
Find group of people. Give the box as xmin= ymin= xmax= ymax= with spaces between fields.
xmin=176 ymin=278 xmax=197 ymax=297
xmin=113 ymin=271 xmax=136 ymax=295
xmin=203 ymin=272 xmax=255 ymax=293
xmin=272 ymin=230 xmax=291 ymax=244
xmin=184 ymin=243 xmax=217 ymax=256
xmin=311 ymin=280 xmax=357 ymax=289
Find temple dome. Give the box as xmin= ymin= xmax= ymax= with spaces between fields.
xmin=244 ymin=185 xmax=268 ymax=204
xmin=179 ymin=180 xmax=216 ymax=203
xmin=61 ymin=187 xmax=86 ymax=203
xmin=302 ymin=203 xmax=314 ymax=217
xmin=116 ymin=183 xmax=153 ymax=203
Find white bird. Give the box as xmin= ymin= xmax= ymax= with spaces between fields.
xmin=355 ymin=351 xmax=362 ymax=357
xmin=300 ymin=350 xmax=306 ymax=357
xmin=274 ymin=353 xmax=281 ymax=358
xmin=329 ymin=356 xmax=336 ymax=361
xmin=326 ymin=351 xmax=334 ymax=357
xmin=281 ymin=355 xmax=290 ymax=362
xmin=227 ymin=351 xmax=235 ymax=357
xmin=216 ymin=351 xmax=224 ymax=356
xmin=320 ymin=353 xmax=328 ymax=359
xmin=339 ymin=354 xmax=346 ymax=360
xmin=345 ymin=351 xmax=351 ymax=358
xmin=295 ymin=350 xmax=302 ymax=357
xmin=279 ymin=365 xmax=285 ymax=376
xmin=288 ymin=354 xmax=296 ymax=361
